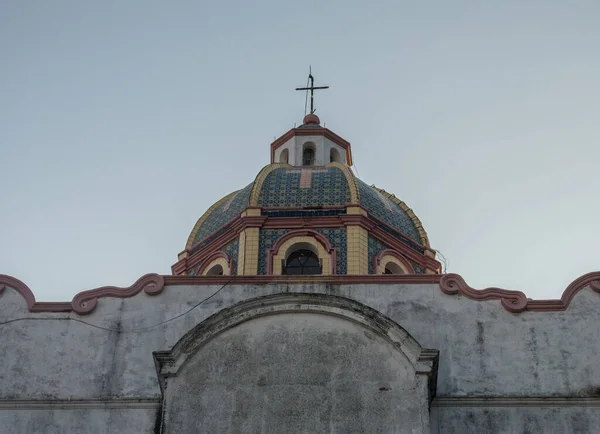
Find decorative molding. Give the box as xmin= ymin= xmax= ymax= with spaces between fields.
xmin=172 ymin=202 xmax=440 ymax=275
xmin=71 ymin=274 xmax=165 ymax=314
xmin=373 ymin=249 xmax=414 ymax=275
xmin=0 ymin=275 xmax=38 ymax=312
xmin=440 ymin=272 xmax=600 ymax=313
xmin=2 ymin=271 xmax=599 ymax=315
xmin=432 ymin=396 xmax=600 ymax=408
xmin=267 ymin=229 xmax=336 ymax=275
xmin=0 ymin=398 xmax=161 ymax=410
xmin=0 ymin=273 xmax=164 ymax=315
xmin=196 ymin=251 xmax=234 ymax=276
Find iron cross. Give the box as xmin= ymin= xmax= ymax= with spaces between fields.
xmin=295 ymin=68 xmax=329 ymax=114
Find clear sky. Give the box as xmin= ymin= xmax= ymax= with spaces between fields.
xmin=1 ymin=1 xmax=599 ymax=302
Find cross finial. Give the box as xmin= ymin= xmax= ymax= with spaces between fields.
xmin=295 ymin=66 xmax=329 ymax=115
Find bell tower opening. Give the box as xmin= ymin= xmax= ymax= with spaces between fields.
xmin=302 ymin=143 xmax=315 ymax=166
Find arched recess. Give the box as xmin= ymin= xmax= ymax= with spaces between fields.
xmin=267 ymin=230 xmax=335 ymax=275
xmin=196 ymin=252 xmax=234 ymax=276
xmin=278 ymin=148 xmax=289 ymax=164
xmin=329 ymin=147 xmax=341 ymax=163
xmin=373 ymin=249 xmax=413 ymax=275
xmin=153 ymin=293 xmax=439 ymax=434
xmin=302 ymin=142 xmax=316 ymax=166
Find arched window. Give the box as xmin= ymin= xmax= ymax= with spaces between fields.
xmin=279 ymin=148 xmax=289 ymax=164
xmin=383 ymin=262 xmax=405 ymax=275
xmin=283 ymin=247 xmax=321 ymax=275
xmin=206 ymin=264 xmax=224 ymax=276
xmin=330 ymin=148 xmax=340 ymax=163
xmin=302 ymin=143 xmax=315 ymax=166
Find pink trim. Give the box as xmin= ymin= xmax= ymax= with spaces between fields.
xmin=196 ymin=252 xmax=234 ymax=276
xmin=267 ymin=229 xmax=336 ymax=275
xmin=0 ymin=275 xmax=38 ymax=311
xmin=71 ymin=274 xmax=165 ymax=314
xmin=164 ymin=274 xmax=441 ymax=286
xmin=439 ymin=272 xmax=600 ymax=313
xmin=173 ymin=203 xmax=442 ymax=275
xmin=373 ymin=249 xmax=414 ymax=275
xmin=0 ymin=273 xmax=164 ymax=315
xmin=2 ymin=272 xmax=600 ymax=315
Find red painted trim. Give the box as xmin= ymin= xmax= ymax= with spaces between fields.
xmin=369 ymin=225 xmax=439 ymax=272
xmin=262 ymin=205 xmax=348 ymax=211
xmin=270 ymin=127 xmax=353 ymax=165
xmin=173 ymin=209 xmax=441 ymax=275
xmin=0 ymin=275 xmax=37 ymax=311
xmin=267 ymin=229 xmax=336 ymax=275
xmin=196 ymin=252 xmax=234 ymax=276
xmin=373 ymin=249 xmax=414 ymax=275
xmin=0 ymin=273 xmax=164 ymax=315
xmin=164 ymin=274 xmax=442 ymax=286
xmin=2 ymin=272 xmax=600 ymax=315
xmin=439 ymin=272 xmax=600 ymax=313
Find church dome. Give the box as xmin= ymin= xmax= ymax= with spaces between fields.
xmin=174 ymin=113 xmax=440 ymax=277
xmin=185 ymin=164 xmax=428 ymax=253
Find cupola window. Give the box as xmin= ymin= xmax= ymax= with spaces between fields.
xmin=283 ymin=249 xmax=322 ymax=275
xmin=302 ymin=144 xmax=315 ymax=166
xmin=383 ymin=262 xmax=404 ymax=275
xmin=206 ymin=264 xmax=224 ymax=276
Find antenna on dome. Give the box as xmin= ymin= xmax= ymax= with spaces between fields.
xmin=295 ymin=66 xmax=329 ymax=115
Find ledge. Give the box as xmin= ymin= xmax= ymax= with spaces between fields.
xmin=1 ymin=271 xmax=599 ymax=315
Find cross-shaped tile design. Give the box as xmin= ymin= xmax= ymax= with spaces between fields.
xmin=286 ymin=168 xmax=329 ymax=189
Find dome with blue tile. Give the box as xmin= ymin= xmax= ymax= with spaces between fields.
xmin=186 ymin=164 xmax=428 ymax=250
xmin=175 ymin=113 xmax=439 ymax=277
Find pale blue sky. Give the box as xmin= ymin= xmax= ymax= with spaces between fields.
xmin=1 ymin=1 xmax=599 ymax=301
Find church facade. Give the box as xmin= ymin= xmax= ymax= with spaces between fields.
xmin=1 ymin=112 xmax=600 ymax=433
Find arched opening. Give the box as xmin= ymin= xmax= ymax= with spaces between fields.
xmin=283 ymin=242 xmax=321 ymax=275
xmin=302 ymin=143 xmax=315 ymax=166
xmin=205 ymin=264 xmax=224 ymax=276
xmin=154 ymin=293 xmax=439 ymax=434
xmin=330 ymin=148 xmax=340 ymax=163
xmin=383 ymin=261 xmax=405 ymax=275
xmin=279 ymin=148 xmax=289 ymax=164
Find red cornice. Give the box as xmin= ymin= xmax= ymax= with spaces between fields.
xmin=0 ymin=273 xmax=164 ymax=315
xmin=440 ymin=273 xmax=600 ymax=313
xmin=2 ymin=272 xmax=600 ymax=315
xmin=270 ymin=127 xmax=353 ymax=165
xmin=174 ymin=209 xmax=440 ymax=275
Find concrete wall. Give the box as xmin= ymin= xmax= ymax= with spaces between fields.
xmin=1 ymin=280 xmax=600 ymax=432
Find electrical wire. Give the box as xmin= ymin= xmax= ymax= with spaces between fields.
xmin=434 ymin=249 xmax=449 ymax=273
xmin=0 ymin=277 xmax=234 ymax=334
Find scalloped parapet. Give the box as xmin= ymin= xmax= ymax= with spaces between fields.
xmin=1 ymin=272 xmax=600 ymax=315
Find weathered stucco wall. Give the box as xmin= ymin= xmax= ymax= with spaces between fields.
xmin=1 ymin=280 xmax=600 ymax=432
xmin=163 ymin=313 xmax=429 ymax=433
